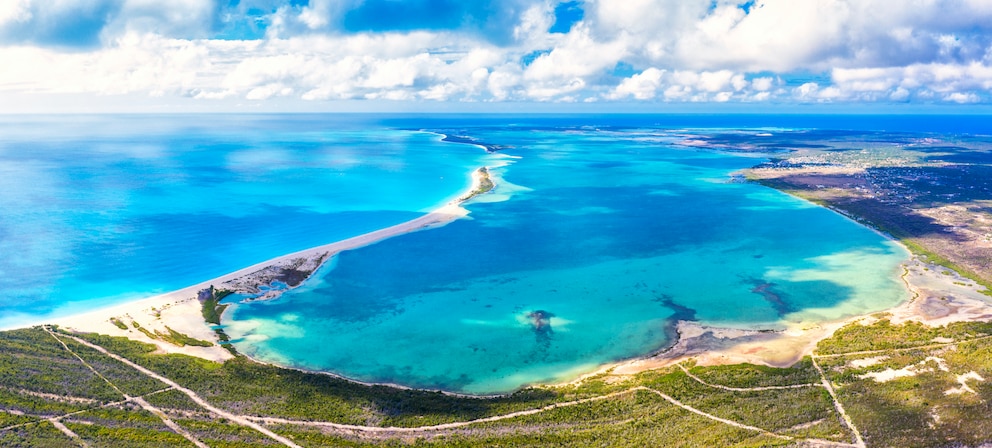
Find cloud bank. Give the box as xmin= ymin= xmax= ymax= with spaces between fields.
xmin=2 ymin=0 xmax=992 ymax=110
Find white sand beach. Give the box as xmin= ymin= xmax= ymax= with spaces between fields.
xmin=42 ymin=163 xmax=992 ymax=391
xmin=609 ymin=256 xmax=992 ymax=376
xmin=49 ymin=168 xmax=490 ymax=362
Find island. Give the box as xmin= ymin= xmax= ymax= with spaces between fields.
xmin=3 ymin=136 xmax=992 ymax=447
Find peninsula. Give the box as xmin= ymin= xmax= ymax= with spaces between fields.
xmin=3 ymin=131 xmax=992 ymax=447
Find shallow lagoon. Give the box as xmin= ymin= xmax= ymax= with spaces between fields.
xmin=224 ymin=125 xmax=911 ymax=394
xmin=0 ymin=114 xmax=916 ymax=394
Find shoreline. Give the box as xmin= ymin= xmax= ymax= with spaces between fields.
xmin=596 ymin=181 xmax=992 ymax=378
xmin=37 ymin=161 xmax=992 ymax=397
xmin=46 ymin=167 xmax=492 ymax=363
xmin=575 ymin=254 xmax=992 ymax=383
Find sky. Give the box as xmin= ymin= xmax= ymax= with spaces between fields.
xmin=2 ymin=0 xmax=992 ymax=113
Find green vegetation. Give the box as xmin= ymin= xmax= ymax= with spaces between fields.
xmin=684 ymin=358 xmax=822 ymax=389
xmin=460 ymin=167 xmax=495 ymax=201
xmin=132 ymin=322 xmax=158 ymax=341
xmin=0 ymin=421 xmax=74 ymax=448
xmin=158 ymin=326 xmax=213 ymax=348
xmin=127 ymin=319 xmax=214 ymax=348
xmin=816 ymin=320 xmax=992 ymax=355
xmin=58 ymin=330 xmax=564 ymax=428
xmin=2 ymin=319 xmax=992 ymax=446
xmin=109 ymin=317 xmax=129 ymax=330
xmin=749 ymin=170 xmax=992 ymax=298
xmin=214 ymin=328 xmax=238 ymax=355
xmin=474 ymin=167 xmax=495 ymax=195
xmin=814 ymin=319 xmax=992 ymax=447
xmin=202 ymin=288 xmax=234 ymax=325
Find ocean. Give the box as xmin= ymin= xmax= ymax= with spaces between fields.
xmin=4 ymin=113 xmax=964 ymax=393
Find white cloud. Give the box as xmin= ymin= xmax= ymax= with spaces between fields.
xmin=794 ymin=82 xmax=821 ymax=101
xmin=513 ymin=2 xmax=555 ymax=43
xmin=612 ymin=67 xmax=664 ymax=100
xmin=610 ymin=68 xmax=762 ymax=102
xmin=0 ymin=0 xmax=32 ymax=26
xmin=0 ymin=33 xmax=214 ymax=96
xmin=828 ymin=62 xmax=992 ymax=102
xmin=107 ymin=0 xmax=215 ymax=37
xmin=524 ymin=24 xmax=625 ymax=81
xmin=751 ymin=77 xmax=775 ymax=92
xmin=945 ymin=92 xmax=980 ymax=103
xmin=487 ymin=66 xmax=523 ymax=100
xmin=3 ymin=0 xmax=992 ymax=109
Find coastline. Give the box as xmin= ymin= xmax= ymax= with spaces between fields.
xmin=579 ymin=254 xmax=992 ymax=382
xmin=556 ymin=176 xmax=992 ymax=386
xmin=46 ymin=167 xmax=493 ymax=363
xmin=38 ymin=160 xmax=992 ymax=397
xmin=598 ymin=180 xmax=992 ymax=377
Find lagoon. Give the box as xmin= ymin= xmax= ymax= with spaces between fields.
xmin=0 ymin=114 xmax=918 ymax=394
xmin=221 ymin=121 xmax=911 ymax=394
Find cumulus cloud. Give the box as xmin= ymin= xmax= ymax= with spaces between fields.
xmin=0 ymin=0 xmax=32 ymax=26
xmin=827 ymin=63 xmax=992 ymax=102
xmin=2 ymin=0 xmax=992 ymax=109
xmin=610 ymin=68 xmax=755 ymax=102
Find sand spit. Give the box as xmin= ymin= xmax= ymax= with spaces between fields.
xmin=42 ymin=161 xmax=992 ymax=393
xmin=49 ymin=168 xmax=492 ymax=362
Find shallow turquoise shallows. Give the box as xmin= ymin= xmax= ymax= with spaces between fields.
xmin=0 ymin=115 xmax=918 ymax=394
xmin=0 ymin=115 xmax=488 ymax=327
xmin=222 ymin=123 xmax=910 ymax=394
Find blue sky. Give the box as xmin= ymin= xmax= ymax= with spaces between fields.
xmin=2 ymin=0 xmax=992 ymax=112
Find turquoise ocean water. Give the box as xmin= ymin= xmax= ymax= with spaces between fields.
xmin=0 ymin=115 xmax=487 ymax=326
xmin=4 ymin=114 xmax=968 ymax=394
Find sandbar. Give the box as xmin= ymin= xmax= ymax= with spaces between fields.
xmin=49 ymin=167 xmax=492 ymax=363
xmin=43 ymin=163 xmax=992 ymax=394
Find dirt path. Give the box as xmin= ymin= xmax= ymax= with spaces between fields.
xmin=0 ymin=390 xmax=172 ymax=432
xmin=44 ymin=327 xmax=211 ymax=448
xmin=676 ymin=363 xmax=822 ymax=391
xmin=51 ymin=330 xmax=302 ymax=448
xmin=803 ymin=332 xmax=992 ymax=448
xmin=41 ymin=329 xmax=877 ymax=447
xmin=250 ymin=388 xmax=642 ymax=435
xmin=48 ymin=419 xmax=89 ymax=447
xmin=811 ymin=355 xmax=866 ymax=448
xmin=252 ymin=386 xmax=795 ymax=442
xmin=44 ymin=326 xmax=128 ymax=398
xmin=637 ymin=387 xmax=793 ymax=441
xmin=814 ymin=334 xmax=992 ymax=359
xmin=133 ymin=396 xmax=209 ymax=448
xmin=6 ymin=388 xmax=100 ymax=405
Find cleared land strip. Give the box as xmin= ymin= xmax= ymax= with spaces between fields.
xmin=0 ymin=390 xmax=170 ymax=432
xmin=48 ymin=419 xmax=89 ymax=448
xmin=5 ymin=388 xmax=100 ymax=405
xmin=804 ymin=333 xmax=992 ymax=448
xmin=132 ymin=396 xmax=209 ymax=448
xmin=811 ymin=355 xmax=866 ymax=448
xmin=639 ymin=387 xmax=792 ymax=441
xmin=813 ymin=334 xmax=992 ymax=359
xmin=249 ymin=386 xmax=794 ymax=442
xmin=44 ymin=327 xmax=210 ymax=448
xmin=45 ymin=329 xmax=864 ymax=447
xmin=248 ymin=388 xmax=643 ymax=434
xmin=676 ymin=363 xmax=822 ymax=391
xmin=43 ymin=326 xmax=128 ymax=399
xmin=49 ymin=329 xmax=303 ymax=448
